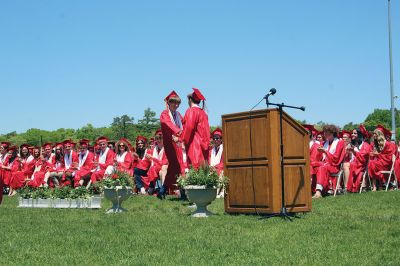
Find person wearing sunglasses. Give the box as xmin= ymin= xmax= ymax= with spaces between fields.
xmin=105 ymin=138 xmax=133 ymax=176
xmin=209 ymin=128 xmax=224 ymax=198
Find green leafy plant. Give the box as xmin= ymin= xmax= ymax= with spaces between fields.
xmin=103 ymin=170 xmax=134 ymax=189
xmin=88 ymin=181 xmax=104 ymax=195
xmin=51 ymin=186 xmax=71 ymax=199
xmin=69 ymin=186 xmax=90 ymax=199
xmin=177 ymin=165 xmax=228 ymax=189
xmin=17 ymin=186 xmax=34 ymax=199
xmin=31 ymin=187 xmax=51 ymax=199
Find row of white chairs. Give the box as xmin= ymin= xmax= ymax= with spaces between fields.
xmin=332 ymin=155 xmax=399 ymax=197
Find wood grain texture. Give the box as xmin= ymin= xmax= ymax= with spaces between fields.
xmin=223 ymin=109 xmax=311 ymax=214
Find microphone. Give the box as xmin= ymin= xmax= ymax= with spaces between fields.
xmin=264 ymin=88 xmax=276 ymax=99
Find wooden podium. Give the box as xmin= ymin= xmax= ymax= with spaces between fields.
xmin=222 ymin=108 xmax=311 ymax=214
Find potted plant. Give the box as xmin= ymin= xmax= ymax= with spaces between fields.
xmin=177 ymin=165 xmax=227 ymax=217
xmin=102 ymin=170 xmax=134 ymax=214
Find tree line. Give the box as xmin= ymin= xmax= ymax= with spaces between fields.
xmin=1 ymin=108 xmax=398 ymax=146
xmin=0 ymin=108 xmax=162 ymax=146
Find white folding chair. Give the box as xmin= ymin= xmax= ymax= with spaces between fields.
xmin=359 ymin=169 xmax=370 ymax=193
xmin=333 ymin=165 xmax=344 ymax=197
xmin=381 ymin=154 xmax=398 ymax=191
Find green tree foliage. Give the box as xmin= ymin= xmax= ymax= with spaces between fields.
xmin=137 ymin=108 xmax=160 ymax=137
xmin=111 ymin=115 xmax=135 ymax=139
xmin=342 ymin=122 xmax=360 ymax=131
xmin=75 ymin=124 xmax=97 ymax=140
xmin=363 ymin=109 xmax=392 ymax=131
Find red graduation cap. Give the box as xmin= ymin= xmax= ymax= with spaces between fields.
xmin=136 ymin=136 xmax=147 ymax=143
xmin=164 ymin=90 xmax=181 ymax=102
xmin=339 ymin=130 xmax=352 ymax=139
xmin=42 ymin=142 xmax=53 ymax=149
xmin=79 ymin=139 xmax=90 ymax=147
xmin=376 ymin=124 xmax=392 ymax=139
xmin=359 ymin=124 xmax=371 ymax=139
xmin=315 ymin=131 xmax=324 ymax=139
xmin=211 ymin=128 xmax=223 ymax=137
xmin=155 ymin=129 xmax=163 ymax=136
xmin=191 ymin=88 xmax=206 ymax=102
xmin=63 ymin=139 xmax=74 ymax=146
xmin=7 ymin=145 xmax=17 ymax=152
xmin=302 ymin=124 xmax=317 ymax=135
xmin=96 ymin=136 xmax=109 ymax=143
xmin=20 ymin=143 xmax=30 ymax=149
xmin=55 ymin=142 xmax=64 ymax=149
xmin=1 ymin=141 xmax=11 ymax=148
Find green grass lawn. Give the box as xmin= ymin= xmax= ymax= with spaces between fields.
xmin=1 ymin=191 xmax=400 ymax=265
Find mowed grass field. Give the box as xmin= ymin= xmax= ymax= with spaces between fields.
xmin=1 ymin=191 xmax=400 ymax=265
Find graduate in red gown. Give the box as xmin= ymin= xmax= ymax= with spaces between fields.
xmin=143 ymin=130 xmax=169 ymax=198
xmin=1 ymin=146 xmax=20 ymax=197
xmin=9 ymin=144 xmax=36 ymax=196
xmin=28 ymin=143 xmax=55 ymax=187
xmin=302 ymin=125 xmax=323 ymax=193
xmin=209 ymin=128 xmax=225 ymax=198
xmin=179 ymin=88 xmax=210 ymax=169
xmin=73 ymin=139 xmax=95 ymax=187
xmin=209 ymin=128 xmax=224 ymax=175
xmin=160 ymin=90 xmax=185 ymax=191
xmin=346 ymin=126 xmax=372 ymax=193
xmin=0 ymin=141 xmax=11 ymax=203
xmin=105 ymin=138 xmax=134 ymax=175
xmin=133 ymin=136 xmax=153 ymax=194
xmin=62 ymin=140 xmax=79 ymax=185
xmin=90 ymin=136 xmax=115 ymax=183
xmin=313 ymin=125 xmax=346 ymax=198
xmin=368 ymin=128 xmax=396 ymax=191
xmin=340 ymin=130 xmax=353 ymax=191
xmin=44 ymin=143 xmax=65 ymax=187
xmin=1 ymin=146 xmax=20 ymax=188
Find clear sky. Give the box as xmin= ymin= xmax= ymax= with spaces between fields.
xmin=0 ymin=0 xmax=399 ymax=134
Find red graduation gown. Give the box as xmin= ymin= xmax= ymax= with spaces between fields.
xmin=116 ymin=151 xmax=134 ymax=174
xmin=160 ymin=109 xmax=185 ymax=188
xmin=27 ymin=159 xmax=48 ymax=188
xmin=73 ymin=151 xmax=95 ymax=186
xmin=316 ymin=138 xmax=346 ymax=192
xmin=144 ymin=147 xmax=169 ymax=188
xmin=368 ymin=141 xmax=396 ymax=183
xmin=346 ymin=142 xmax=371 ymax=192
xmin=91 ymin=148 xmax=115 ymax=183
xmin=181 ymin=106 xmax=210 ymax=169
xmin=9 ymin=156 xmax=36 ymax=190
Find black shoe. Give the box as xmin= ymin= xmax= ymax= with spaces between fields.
xmin=147 ymin=187 xmax=155 ymax=195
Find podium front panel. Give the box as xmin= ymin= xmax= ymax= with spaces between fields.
xmin=222 ymin=109 xmax=311 ymax=214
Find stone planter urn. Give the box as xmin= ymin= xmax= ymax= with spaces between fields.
xmin=104 ymin=186 xmax=132 ymax=213
xmin=185 ymin=185 xmax=217 ymax=217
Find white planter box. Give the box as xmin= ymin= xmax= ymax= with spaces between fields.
xmin=18 ymin=197 xmax=102 ymax=209
xmin=18 ymin=198 xmax=33 ymax=207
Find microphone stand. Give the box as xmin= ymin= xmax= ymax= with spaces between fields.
xmin=262 ymin=99 xmax=305 ymax=221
